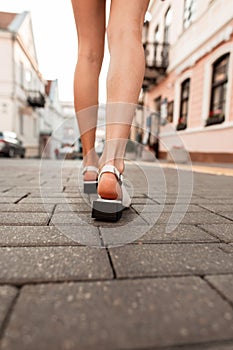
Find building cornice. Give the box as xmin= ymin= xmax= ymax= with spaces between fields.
xmin=12 ymin=32 xmax=45 ymax=83
xmin=174 ymin=24 xmax=233 ymax=75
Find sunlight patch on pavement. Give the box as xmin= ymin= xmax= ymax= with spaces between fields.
xmin=137 ymin=161 xmax=233 ymax=177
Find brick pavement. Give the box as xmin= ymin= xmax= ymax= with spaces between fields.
xmin=0 ymin=158 xmax=233 ymax=350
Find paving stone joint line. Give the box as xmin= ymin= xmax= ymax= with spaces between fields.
xmin=203 ymin=276 xmax=233 ymax=310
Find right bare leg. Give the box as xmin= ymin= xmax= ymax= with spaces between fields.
xmin=98 ymin=0 xmax=149 ymax=200
xmin=71 ymin=0 xmax=106 ymax=180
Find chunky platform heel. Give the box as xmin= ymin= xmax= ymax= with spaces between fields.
xmin=82 ymin=166 xmax=98 ymax=194
xmin=92 ymin=165 xmax=131 ymax=222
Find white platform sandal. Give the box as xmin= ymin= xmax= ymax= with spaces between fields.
xmin=92 ymin=164 xmax=131 ymax=221
xmin=82 ymin=166 xmax=99 ymax=194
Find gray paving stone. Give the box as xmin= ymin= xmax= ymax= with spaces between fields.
xmin=207 ymin=344 xmax=233 ymax=350
xmin=0 ymin=191 xmax=29 ymax=197
xmin=199 ymin=224 xmax=233 ymax=243
xmin=0 ymin=246 xmax=111 ymax=283
xmin=13 ymin=187 xmax=62 ymax=191
xmin=64 ymin=186 xmax=92 ymax=193
xmin=20 ymin=197 xmax=85 ymax=204
xmin=50 ymin=213 xmax=89 ymax=226
xmin=141 ymin=211 xmax=232 ymax=225
xmin=0 ymin=213 xmax=49 ymax=226
xmin=130 ymin=197 xmax=155 ymax=204
xmin=0 ymin=286 xmax=18 ymax=329
xmin=200 ymin=194 xmax=233 ymax=199
xmin=51 ymin=210 xmax=147 ymax=228
xmin=154 ymin=196 xmax=213 ymax=205
xmin=218 ymin=212 xmax=233 ymax=221
xmin=204 ymin=199 xmax=233 ymax=204
xmin=205 ymin=275 xmax=233 ymax=304
xmin=132 ymin=204 xmax=205 ymax=213
xmin=100 ymin=224 xmax=218 ymax=247
xmin=200 ymin=204 xmax=233 ymax=213
xmin=30 ymin=192 xmax=83 ymax=198
xmin=148 ymin=192 xmax=198 ymax=197
xmin=0 ymin=187 xmax=12 ymax=192
xmin=0 ymin=197 xmax=22 ymax=204
xmin=160 ymin=342 xmax=233 ymax=350
xmin=109 ymin=244 xmax=233 ymax=277
xmin=0 ymin=226 xmax=100 ymax=246
xmin=0 ymin=204 xmax=54 ymax=212
xmin=55 ymin=203 xmax=91 ymax=213
xmin=138 ymin=224 xmax=217 ymax=243
xmin=1 ymin=277 xmax=233 ymax=350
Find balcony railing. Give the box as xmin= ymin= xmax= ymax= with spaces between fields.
xmin=27 ymin=91 xmax=45 ymax=108
xmin=143 ymin=42 xmax=169 ymax=90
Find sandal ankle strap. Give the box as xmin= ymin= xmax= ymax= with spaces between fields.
xmin=98 ymin=165 xmax=123 ymax=184
xmin=82 ymin=166 xmax=99 ymax=175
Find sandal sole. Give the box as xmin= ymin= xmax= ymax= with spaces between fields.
xmin=92 ymin=199 xmax=124 ymax=222
xmin=83 ymin=181 xmax=98 ymax=194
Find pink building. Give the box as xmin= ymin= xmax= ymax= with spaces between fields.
xmin=141 ymin=0 xmax=233 ymax=162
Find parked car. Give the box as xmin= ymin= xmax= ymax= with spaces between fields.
xmin=74 ymin=138 xmax=83 ymax=159
xmin=0 ymin=131 xmax=25 ymax=158
xmin=57 ymin=140 xmax=83 ymax=160
xmin=58 ymin=145 xmax=75 ymax=159
xmin=95 ymin=137 xmax=104 ymax=157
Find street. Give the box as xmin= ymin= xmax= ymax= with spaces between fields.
xmin=0 ymin=158 xmax=233 ymax=349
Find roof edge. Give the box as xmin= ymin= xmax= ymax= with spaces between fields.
xmin=8 ymin=11 xmax=29 ymax=33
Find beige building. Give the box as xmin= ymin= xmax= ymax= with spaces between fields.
xmin=61 ymin=101 xmax=77 ymax=145
xmin=0 ymin=11 xmax=46 ymax=157
xmin=140 ymin=0 xmax=233 ymax=162
xmin=39 ymin=80 xmax=65 ymax=159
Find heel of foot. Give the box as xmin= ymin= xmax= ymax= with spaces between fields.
xmin=97 ymin=173 xmax=121 ymax=200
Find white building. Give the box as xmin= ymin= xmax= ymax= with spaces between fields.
xmin=60 ymin=101 xmax=78 ymax=147
xmin=0 ymin=11 xmax=46 ymax=157
xmin=140 ymin=0 xmax=233 ymax=162
xmin=39 ymin=80 xmax=65 ymax=159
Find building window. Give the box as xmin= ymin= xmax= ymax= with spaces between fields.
xmin=177 ymin=78 xmax=190 ymax=130
xmin=153 ymin=25 xmax=160 ymax=63
xmin=154 ymin=25 xmax=159 ymax=43
xmin=183 ymin=0 xmax=197 ymax=30
xmin=154 ymin=96 xmax=162 ymax=114
xmin=142 ymin=20 xmax=149 ymax=46
xmin=206 ymin=53 xmax=229 ymax=126
xmin=20 ymin=115 xmax=24 ymax=135
xmin=167 ymin=101 xmax=174 ymax=123
xmin=25 ymin=70 xmax=32 ymax=85
xmin=20 ymin=62 xmax=24 ymax=88
xmin=164 ymin=7 xmax=172 ymax=44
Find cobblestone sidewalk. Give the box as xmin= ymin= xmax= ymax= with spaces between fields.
xmin=0 ymin=159 xmax=233 ymax=350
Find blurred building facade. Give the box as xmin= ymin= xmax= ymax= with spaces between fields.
xmin=0 ymin=11 xmax=46 ymax=157
xmin=60 ymin=101 xmax=77 ymax=147
xmin=140 ymin=0 xmax=233 ymax=162
xmin=0 ymin=11 xmax=66 ymax=158
xmin=39 ymin=80 xmax=65 ymax=159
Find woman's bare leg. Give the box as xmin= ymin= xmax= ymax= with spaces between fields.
xmin=98 ymin=0 xmax=150 ymax=199
xmin=71 ymin=0 xmax=106 ymax=181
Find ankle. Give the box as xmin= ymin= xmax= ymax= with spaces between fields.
xmin=83 ymin=151 xmax=99 ymax=167
xmin=99 ymin=158 xmax=124 ymax=174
